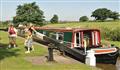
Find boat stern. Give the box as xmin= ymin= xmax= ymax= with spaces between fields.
xmin=91 ymin=47 xmax=120 ymax=64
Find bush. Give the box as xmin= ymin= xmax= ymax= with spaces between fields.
xmin=79 ymin=16 xmax=89 ymax=22
xmin=109 ymin=28 xmax=120 ymax=41
xmin=50 ymin=14 xmax=59 ymax=23
xmin=102 ymin=27 xmax=120 ymax=41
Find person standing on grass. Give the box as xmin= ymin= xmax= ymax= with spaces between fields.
xmin=24 ymin=24 xmax=34 ymax=53
xmin=8 ymin=23 xmax=17 ymax=48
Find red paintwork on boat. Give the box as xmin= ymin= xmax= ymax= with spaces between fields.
xmin=92 ymin=48 xmax=117 ymax=54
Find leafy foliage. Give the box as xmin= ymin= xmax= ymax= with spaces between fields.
xmin=91 ymin=8 xmax=111 ymax=21
xmin=109 ymin=11 xmax=120 ymax=20
xmin=50 ymin=14 xmax=59 ymax=23
xmin=79 ymin=16 xmax=89 ymax=22
xmin=102 ymin=27 xmax=120 ymax=41
xmin=105 ymin=28 xmax=120 ymax=41
xmin=13 ymin=2 xmax=45 ymax=26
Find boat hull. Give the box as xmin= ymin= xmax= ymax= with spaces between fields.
xmin=95 ymin=51 xmax=119 ymax=64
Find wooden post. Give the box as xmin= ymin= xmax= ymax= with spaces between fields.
xmin=48 ymin=43 xmax=54 ymax=61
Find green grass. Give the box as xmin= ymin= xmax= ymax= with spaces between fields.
xmin=44 ymin=20 xmax=120 ymax=29
xmin=101 ymin=40 xmax=120 ymax=47
xmin=0 ymin=23 xmax=8 ymax=29
xmin=0 ymin=31 xmax=99 ymax=70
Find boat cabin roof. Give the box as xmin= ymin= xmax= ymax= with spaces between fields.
xmin=35 ymin=27 xmax=100 ymax=32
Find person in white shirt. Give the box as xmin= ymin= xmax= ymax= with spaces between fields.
xmin=24 ymin=25 xmax=34 ymax=53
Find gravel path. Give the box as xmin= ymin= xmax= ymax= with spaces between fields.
xmin=25 ymin=52 xmax=82 ymax=65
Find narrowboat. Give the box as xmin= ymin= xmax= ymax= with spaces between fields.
xmin=33 ymin=27 xmax=119 ymax=64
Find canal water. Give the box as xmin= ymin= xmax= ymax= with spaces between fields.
xmin=96 ymin=57 xmax=120 ymax=70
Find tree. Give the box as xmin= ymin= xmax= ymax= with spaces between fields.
xmin=50 ymin=14 xmax=59 ymax=23
xmin=79 ymin=16 xmax=89 ymax=22
xmin=91 ymin=8 xmax=111 ymax=21
xmin=13 ymin=2 xmax=45 ymax=26
xmin=109 ymin=11 xmax=119 ymax=20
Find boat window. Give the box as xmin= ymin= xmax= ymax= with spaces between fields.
xmin=49 ymin=32 xmax=56 ymax=39
xmin=57 ymin=32 xmax=64 ymax=42
xmin=83 ymin=31 xmax=92 ymax=47
xmin=48 ymin=32 xmax=64 ymax=42
xmin=75 ymin=32 xmax=81 ymax=47
xmin=43 ymin=31 xmax=46 ymax=35
xmin=76 ymin=33 xmax=79 ymax=46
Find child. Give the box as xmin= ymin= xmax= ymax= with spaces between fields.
xmin=24 ymin=27 xmax=34 ymax=53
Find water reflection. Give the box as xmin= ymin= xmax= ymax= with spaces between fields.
xmin=96 ymin=57 xmax=120 ymax=70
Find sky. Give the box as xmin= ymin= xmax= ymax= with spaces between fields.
xmin=0 ymin=0 xmax=120 ymax=21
